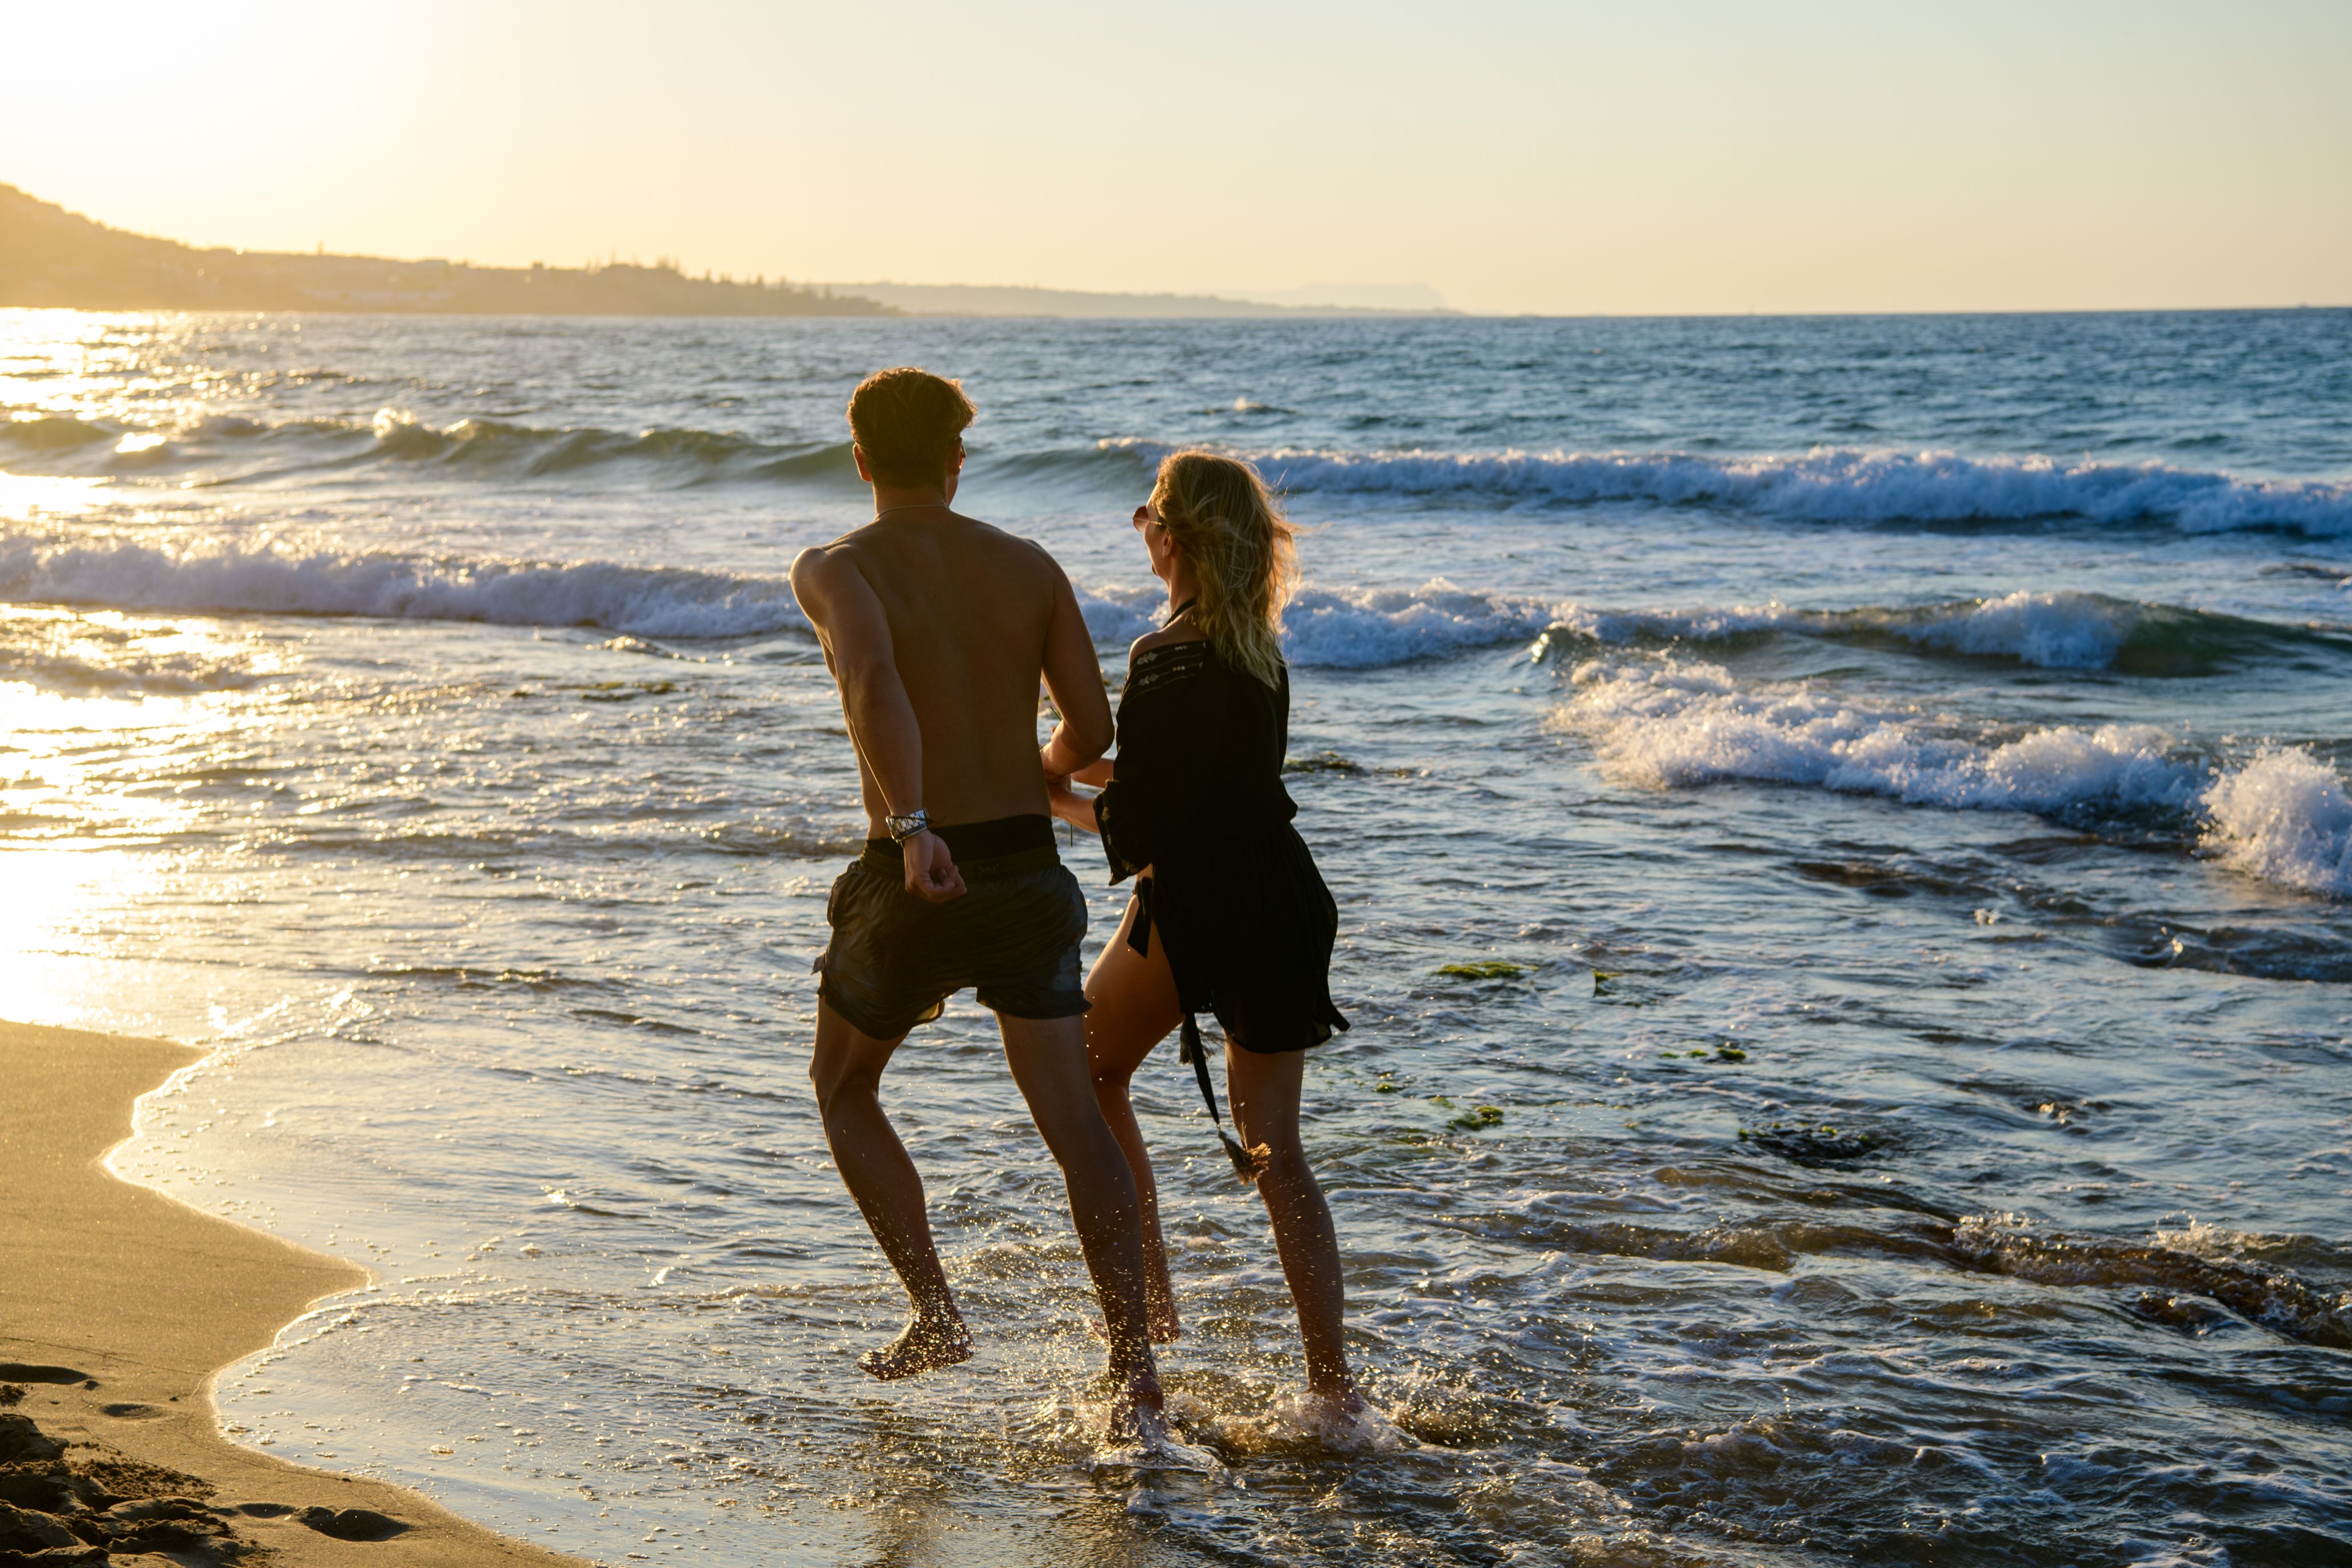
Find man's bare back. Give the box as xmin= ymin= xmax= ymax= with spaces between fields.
xmin=806 ymin=507 xmax=1100 ymax=834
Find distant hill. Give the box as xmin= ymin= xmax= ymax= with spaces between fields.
xmin=823 ymin=281 xmax=1461 ymax=319
xmin=0 ymin=183 xmax=891 ymax=316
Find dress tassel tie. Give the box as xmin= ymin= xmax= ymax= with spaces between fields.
xmin=1132 ymin=876 xmax=1256 ymax=1183
xmin=1180 ymin=1012 xmax=1259 ymax=1183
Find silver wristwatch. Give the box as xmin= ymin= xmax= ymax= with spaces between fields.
xmin=885 ymin=808 xmax=930 ymax=844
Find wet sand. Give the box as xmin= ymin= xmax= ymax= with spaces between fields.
xmin=0 ymin=1019 xmax=582 ymax=1566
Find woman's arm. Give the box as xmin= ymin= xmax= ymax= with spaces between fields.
xmin=1039 ymin=749 xmax=1114 ymax=791
xmin=1046 ymin=777 xmax=1100 ymax=834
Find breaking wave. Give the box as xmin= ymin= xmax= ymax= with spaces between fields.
xmin=0 ymin=540 xmax=1548 ymax=669
xmin=2204 ymin=750 xmax=2352 ymax=899
xmin=1102 ymin=439 xmax=2352 ymax=536
xmin=0 ymin=537 xmax=811 ymax=639
xmin=1533 ymin=590 xmax=2352 ymax=676
xmin=1558 ymin=656 xmax=2352 ymax=898
xmin=0 ymin=408 xmax=861 ymax=489
xmin=1324 ymin=445 xmax=2352 ymax=533
xmin=8 ymin=409 xmax=2349 ymax=536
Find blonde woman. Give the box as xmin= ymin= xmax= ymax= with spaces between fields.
xmin=1044 ymin=451 xmax=1358 ymax=1416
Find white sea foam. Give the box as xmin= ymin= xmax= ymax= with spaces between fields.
xmin=1563 ymin=658 xmax=2202 ymax=811
xmin=1561 ymin=656 xmax=2352 ymax=897
xmin=1281 ymin=579 xmax=1554 ymax=667
xmin=1072 ymin=585 xmax=1163 ymax=647
xmin=2202 ymin=748 xmax=2352 ymax=899
xmin=1102 ymin=439 xmax=2352 ymax=536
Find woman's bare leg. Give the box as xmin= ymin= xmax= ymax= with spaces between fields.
xmin=1224 ymin=1043 xmax=1358 ymax=1407
xmin=1082 ymin=892 xmax=1186 ymax=1341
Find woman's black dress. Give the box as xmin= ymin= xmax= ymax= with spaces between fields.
xmin=1092 ymin=639 xmax=1349 ymax=1054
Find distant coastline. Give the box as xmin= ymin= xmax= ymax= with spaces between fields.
xmin=818 ymin=280 xmax=1462 ymax=319
xmin=0 ymin=182 xmax=1465 ymax=321
xmin=0 ymin=183 xmax=890 ymax=317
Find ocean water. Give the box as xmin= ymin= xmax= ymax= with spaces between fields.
xmin=5 ymin=307 xmax=2351 ymax=1566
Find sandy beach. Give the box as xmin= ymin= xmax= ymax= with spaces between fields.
xmin=0 ymin=1019 xmax=582 ymax=1566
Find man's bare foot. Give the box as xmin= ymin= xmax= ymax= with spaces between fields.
xmin=1304 ymin=1385 xmax=1369 ymax=1425
xmin=856 ymin=1316 xmax=973 ymax=1381
xmin=1104 ymin=1370 xmax=1168 ymax=1446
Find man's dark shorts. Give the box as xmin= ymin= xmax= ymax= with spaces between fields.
xmin=815 ymin=815 xmax=1088 ymax=1040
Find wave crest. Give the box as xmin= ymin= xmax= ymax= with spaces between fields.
xmin=9 ymin=409 xmax=2347 ymax=536
xmin=2203 ymin=749 xmax=2352 ymax=899
xmin=1533 ymin=590 xmax=2352 ymax=675
xmin=0 ymin=538 xmax=1554 ymax=669
xmin=1105 ymin=439 xmax=2352 ymax=536
xmin=0 ymin=408 xmax=863 ymax=489
xmin=1557 ymin=655 xmax=2352 ymax=898
xmin=1562 ymin=656 xmax=2204 ymax=812
xmin=0 ymin=537 xmax=811 ymax=639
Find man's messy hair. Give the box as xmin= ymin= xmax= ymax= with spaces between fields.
xmin=847 ymin=367 xmax=974 ymax=488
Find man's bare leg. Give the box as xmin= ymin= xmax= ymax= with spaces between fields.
xmin=809 ymin=997 xmax=973 ymax=1379
xmin=997 ymin=1012 xmax=1166 ymax=1435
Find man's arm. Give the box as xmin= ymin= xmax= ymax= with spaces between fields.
xmin=1036 ymin=561 xmax=1114 ymax=780
xmin=790 ymin=545 xmax=964 ymax=902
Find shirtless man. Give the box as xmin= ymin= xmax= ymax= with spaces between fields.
xmin=790 ymin=366 xmax=1163 ymax=1430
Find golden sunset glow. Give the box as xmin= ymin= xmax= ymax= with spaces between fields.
xmin=5 ymin=2 xmax=2347 ymax=315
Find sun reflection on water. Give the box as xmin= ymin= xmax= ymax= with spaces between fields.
xmin=0 ymin=472 xmax=106 ymax=524
xmin=0 ymin=843 xmax=158 ymax=1030
xmin=0 ymin=603 xmax=283 ymax=1031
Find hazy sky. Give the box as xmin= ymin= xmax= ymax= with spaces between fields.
xmin=9 ymin=1 xmax=2348 ymax=314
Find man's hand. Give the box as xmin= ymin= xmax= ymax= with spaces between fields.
xmin=902 ymin=830 xmax=966 ymax=903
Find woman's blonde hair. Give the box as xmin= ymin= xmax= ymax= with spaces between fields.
xmin=1149 ymin=450 xmax=1296 ymax=687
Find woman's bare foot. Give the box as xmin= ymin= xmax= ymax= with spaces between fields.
xmin=856 ymin=1314 xmax=973 ymax=1381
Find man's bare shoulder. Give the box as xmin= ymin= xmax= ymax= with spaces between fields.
xmin=790 ymin=535 xmax=861 ymax=583
xmin=797 ymin=517 xmax=895 ymax=561
xmin=790 ymin=523 xmax=903 ymax=594
xmin=950 ymin=513 xmax=1067 ymax=567
xmin=933 ymin=516 xmax=1077 ymax=602
xmin=787 ymin=535 xmax=892 ymax=624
